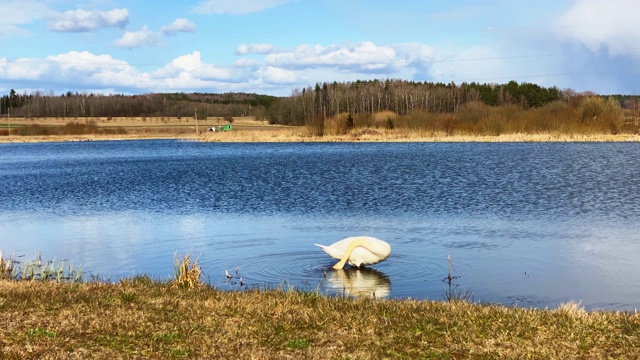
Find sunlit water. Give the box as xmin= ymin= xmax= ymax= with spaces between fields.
xmin=1 ymin=140 xmax=640 ymax=310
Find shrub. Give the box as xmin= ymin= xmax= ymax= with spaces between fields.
xmin=456 ymin=101 xmax=489 ymax=124
xmin=17 ymin=124 xmax=51 ymax=136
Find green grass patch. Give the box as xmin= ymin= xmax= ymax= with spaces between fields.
xmin=26 ymin=328 xmax=58 ymax=339
xmin=287 ymin=338 xmax=311 ymax=349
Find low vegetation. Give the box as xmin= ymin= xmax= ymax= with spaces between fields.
xmin=2 ymin=81 xmax=640 ymax=141
xmin=1 ymin=252 xmax=640 ymax=358
xmin=307 ymin=97 xmax=635 ymax=138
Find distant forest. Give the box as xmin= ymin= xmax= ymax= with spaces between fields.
xmin=2 ymin=80 xmax=639 ymax=134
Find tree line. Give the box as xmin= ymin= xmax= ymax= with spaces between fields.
xmin=0 ymin=90 xmax=278 ymax=120
xmin=2 ymin=80 xmax=639 ymax=135
xmin=265 ymin=80 xmax=566 ymax=126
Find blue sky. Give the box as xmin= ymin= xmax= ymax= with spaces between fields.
xmin=1 ymin=0 xmax=639 ymax=96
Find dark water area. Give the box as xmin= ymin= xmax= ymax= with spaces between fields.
xmin=1 ymin=140 xmax=640 ymax=310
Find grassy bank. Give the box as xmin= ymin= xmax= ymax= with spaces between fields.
xmin=3 ymin=128 xmax=640 ymax=144
xmin=1 ymin=279 xmax=639 ymax=359
xmin=1 ymin=115 xmax=640 ymax=143
xmin=201 ymin=127 xmax=640 ymax=143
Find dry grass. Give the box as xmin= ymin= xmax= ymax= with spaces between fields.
xmin=202 ymin=127 xmax=640 ymax=143
xmin=171 ymin=253 xmax=203 ymax=289
xmin=1 ymin=253 xmax=639 ymax=358
xmin=2 ymin=113 xmax=640 ymax=143
xmin=3 ymin=127 xmax=639 ymax=144
xmin=1 ymin=279 xmax=639 ymax=359
xmin=0 ymin=116 xmax=261 ymax=127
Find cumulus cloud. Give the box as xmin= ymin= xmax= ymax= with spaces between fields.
xmin=48 ymin=8 xmax=129 ymax=32
xmin=153 ymin=51 xmax=241 ymax=82
xmin=0 ymin=51 xmax=241 ymax=92
xmin=0 ymin=51 xmax=144 ymax=90
xmin=256 ymin=66 xmax=297 ymax=84
xmin=235 ymin=43 xmax=274 ymax=55
xmin=160 ymin=18 xmax=197 ymax=35
xmin=2 ymin=39 xmax=538 ymax=96
xmin=262 ymin=41 xmax=434 ymax=74
xmin=114 ymin=26 xmax=163 ymax=49
xmin=556 ymin=0 xmax=640 ymax=58
xmin=193 ymin=0 xmax=291 ymax=15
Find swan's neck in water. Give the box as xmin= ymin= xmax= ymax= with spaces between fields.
xmin=333 ymin=238 xmax=369 ymax=270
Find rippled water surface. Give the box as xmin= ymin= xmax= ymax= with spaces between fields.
xmin=2 ymin=140 xmax=640 ymax=309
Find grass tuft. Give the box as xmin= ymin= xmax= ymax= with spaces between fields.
xmin=171 ymin=252 xmax=203 ymax=289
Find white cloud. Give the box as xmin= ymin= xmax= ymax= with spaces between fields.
xmin=228 ymin=41 xmax=437 ymax=90
xmin=48 ymin=8 xmax=129 ymax=32
xmin=114 ymin=26 xmax=163 ymax=49
xmin=257 ymin=66 xmax=297 ymax=84
xmin=262 ymin=41 xmax=430 ymax=73
xmin=0 ymin=51 xmax=144 ymax=89
xmin=153 ymin=51 xmax=241 ymax=82
xmin=556 ymin=0 xmax=640 ymax=58
xmin=235 ymin=43 xmax=274 ymax=55
xmin=161 ymin=18 xmax=197 ymax=35
xmin=193 ymin=0 xmax=291 ymax=15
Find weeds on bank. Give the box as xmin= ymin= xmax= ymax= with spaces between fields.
xmin=0 ymin=251 xmax=83 ymax=283
xmin=171 ymin=252 xmax=203 ymax=289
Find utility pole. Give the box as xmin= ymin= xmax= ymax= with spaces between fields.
xmin=195 ymin=108 xmax=198 ymax=135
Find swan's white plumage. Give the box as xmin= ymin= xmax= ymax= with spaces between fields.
xmin=315 ymin=236 xmax=391 ymax=268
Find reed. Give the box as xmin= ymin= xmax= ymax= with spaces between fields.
xmin=0 ymin=252 xmax=83 ymax=283
xmin=172 ymin=252 xmax=203 ymax=289
xmin=0 ymin=251 xmax=15 ymax=279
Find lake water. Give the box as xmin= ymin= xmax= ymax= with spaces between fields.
xmin=1 ymin=140 xmax=640 ymax=310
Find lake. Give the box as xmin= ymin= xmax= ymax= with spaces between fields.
xmin=1 ymin=140 xmax=640 ymax=310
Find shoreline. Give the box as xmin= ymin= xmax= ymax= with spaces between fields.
xmin=2 ymin=279 xmax=639 ymax=358
xmin=1 ymin=131 xmax=640 ymax=144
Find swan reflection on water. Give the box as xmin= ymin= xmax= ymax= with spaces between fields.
xmin=324 ymin=267 xmax=391 ymax=298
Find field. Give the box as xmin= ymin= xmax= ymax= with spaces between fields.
xmin=1 ymin=115 xmax=640 ymax=143
xmin=0 ymin=116 xmax=292 ymax=142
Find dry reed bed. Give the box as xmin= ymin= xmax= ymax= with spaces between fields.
xmin=201 ymin=128 xmax=640 ymax=143
xmin=1 ymin=279 xmax=639 ymax=359
xmin=2 ymin=125 xmax=640 ymax=144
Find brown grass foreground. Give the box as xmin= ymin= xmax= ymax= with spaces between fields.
xmin=1 ymin=279 xmax=639 ymax=359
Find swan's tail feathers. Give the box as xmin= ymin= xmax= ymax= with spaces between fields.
xmin=314 ymin=243 xmax=331 ymax=254
xmin=314 ymin=243 xmax=342 ymax=260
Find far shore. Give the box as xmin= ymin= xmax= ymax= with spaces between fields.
xmin=1 ymin=130 xmax=640 ymax=144
xmin=0 ymin=131 xmax=640 ymax=143
xmin=2 ymin=115 xmax=640 ymax=143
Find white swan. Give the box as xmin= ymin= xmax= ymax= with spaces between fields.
xmin=314 ymin=236 xmax=391 ymax=269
